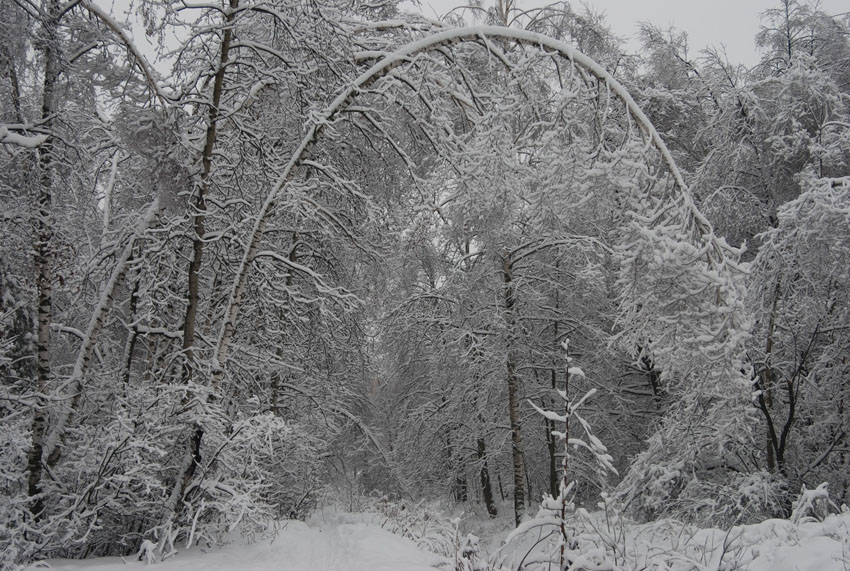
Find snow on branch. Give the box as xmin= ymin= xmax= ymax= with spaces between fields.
xmin=212 ymin=25 xmax=746 ymax=396
xmin=80 ymin=0 xmax=172 ymax=108
xmin=0 ymin=125 xmax=49 ymax=148
xmin=43 ymin=198 xmax=161 ymax=463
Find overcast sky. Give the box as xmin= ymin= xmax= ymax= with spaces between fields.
xmin=410 ymin=0 xmax=849 ymax=67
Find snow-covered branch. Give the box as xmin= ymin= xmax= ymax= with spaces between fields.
xmin=0 ymin=124 xmax=49 ymax=148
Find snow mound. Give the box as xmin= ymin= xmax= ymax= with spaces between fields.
xmin=602 ymin=509 xmax=850 ymax=571
xmin=500 ymin=497 xmax=850 ymax=571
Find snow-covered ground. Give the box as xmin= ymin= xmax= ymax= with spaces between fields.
xmin=493 ymin=501 xmax=850 ymax=571
xmin=25 ymin=511 xmax=445 ymax=571
xmin=23 ymin=498 xmax=850 ymax=571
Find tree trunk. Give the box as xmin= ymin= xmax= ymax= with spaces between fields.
xmin=546 ymin=367 xmax=559 ymax=499
xmin=758 ymin=279 xmax=781 ymax=473
xmin=120 ymin=265 xmax=142 ymax=386
xmin=477 ymin=436 xmax=498 ymax=518
xmin=44 ymin=200 xmax=161 ymax=468
xmin=502 ymin=253 xmax=526 ymax=526
xmin=547 ymin=294 xmax=560 ymax=499
xmin=166 ymin=0 xmax=238 ymax=522
xmin=26 ymin=0 xmax=61 ymax=519
xmin=447 ymin=432 xmax=468 ymax=503
xmin=559 ymin=349 xmax=572 ymax=570
xmin=180 ymin=0 xmax=239 ymax=383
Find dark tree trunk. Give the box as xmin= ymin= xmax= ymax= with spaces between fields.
xmin=180 ymin=0 xmax=239 ymax=383
xmin=547 ymin=298 xmax=561 ymax=499
xmin=26 ymin=0 xmax=61 ymax=519
xmin=166 ymin=0 xmax=238 ymax=522
xmin=446 ymin=430 xmax=468 ymax=503
xmin=121 ymin=263 xmax=142 ymax=386
xmin=477 ymin=437 xmax=498 ymax=518
xmin=546 ymin=366 xmax=559 ymax=499
xmin=502 ymin=253 xmax=526 ymax=526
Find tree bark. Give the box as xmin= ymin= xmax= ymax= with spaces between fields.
xmin=180 ymin=0 xmax=239 ymax=384
xmin=26 ymin=0 xmax=61 ymax=519
xmin=44 ymin=200 xmax=161 ymax=467
xmin=477 ymin=436 xmax=498 ymax=518
xmin=546 ymin=367 xmax=559 ymax=499
xmin=547 ymin=287 xmax=561 ymax=499
xmin=502 ymin=253 xmax=526 ymax=526
xmin=166 ymin=0 xmax=239 ymax=522
xmin=559 ymin=350 xmax=572 ymax=570
xmin=447 ymin=431 xmax=468 ymax=503
xmin=120 ymin=265 xmax=142 ymax=386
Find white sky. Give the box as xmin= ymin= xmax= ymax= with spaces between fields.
xmin=411 ymin=0 xmax=849 ymax=67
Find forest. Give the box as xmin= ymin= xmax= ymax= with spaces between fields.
xmin=1 ymin=0 xmax=849 ymax=569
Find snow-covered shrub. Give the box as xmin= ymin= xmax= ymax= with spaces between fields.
xmin=375 ymin=497 xmax=458 ymax=559
xmin=499 ymin=499 xmax=631 ymax=571
xmin=748 ymin=174 xmax=850 ymax=506
xmin=0 ymin=418 xmax=35 ymax=571
xmin=499 ymin=484 xmax=850 ymax=571
xmin=672 ymin=471 xmax=789 ymax=527
xmin=374 ymin=500 xmax=502 ymax=571
xmin=502 ymin=343 xmax=620 ymax=570
xmin=790 ymin=482 xmax=840 ymax=524
xmin=9 ymin=373 xmax=327 ymax=568
xmin=617 ymin=452 xmax=788 ymax=526
xmin=620 ymin=460 xmax=687 ymax=520
xmin=455 ymin=532 xmax=490 ymax=571
xmin=149 ymin=408 xmax=326 ymax=554
xmin=613 ymin=389 xmax=770 ymax=527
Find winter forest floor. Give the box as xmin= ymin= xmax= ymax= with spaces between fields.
xmin=24 ymin=510 xmax=445 ymax=571
xmin=23 ymin=495 xmax=850 ymax=571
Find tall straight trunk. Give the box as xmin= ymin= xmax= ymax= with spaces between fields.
xmin=3 ymin=46 xmax=24 ymax=123
xmin=166 ymin=0 xmax=239 ymax=521
xmin=180 ymin=0 xmax=239 ymax=383
xmin=546 ymin=367 xmax=559 ymax=498
xmin=270 ymin=368 xmax=282 ymax=416
xmin=502 ymin=253 xmax=526 ymax=526
xmin=446 ymin=431 xmax=468 ymax=503
xmin=456 ymin=465 xmax=468 ymax=505
xmin=26 ymin=0 xmax=61 ymax=519
xmin=269 ymin=235 xmax=297 ymax=417
xmin=757 ymin=279 xmax=781 ymax=473
xmin=559 ymin=354 xmax=572 ymax=570
xmin=548 ymin=285 xmax=561 ymax=498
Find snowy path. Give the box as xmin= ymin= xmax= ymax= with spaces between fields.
xmin=27 ymin=512 xmax=445 ymax=571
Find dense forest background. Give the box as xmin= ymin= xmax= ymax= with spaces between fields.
xmin=1 ymin=0 xmax=849 ymax=567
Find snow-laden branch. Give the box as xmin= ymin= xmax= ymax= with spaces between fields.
xmin=510 ymin=236 xmax=612 ymax=265
xmin=212 ymin=25 xmax=736 ymax=386
xmin=79 ymin=0 xmax=171 ymax=108
xmin=274 ymin=381 xmax=406 ymax=494
xmin=0 ymin=124 xmax=49 ymax=148
xmin=43 ymin=198 xmax=161 ymax=463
